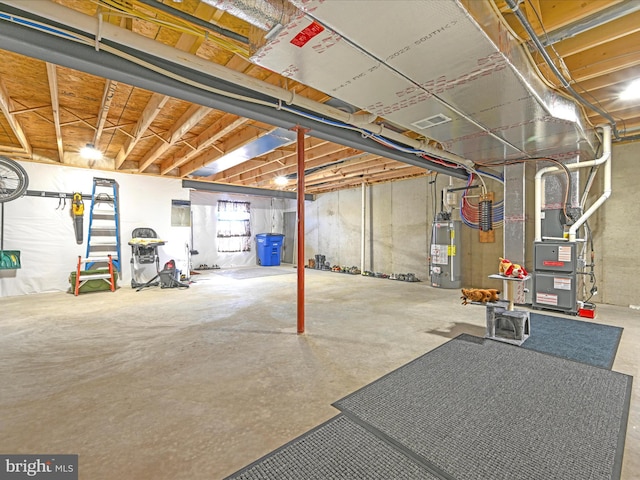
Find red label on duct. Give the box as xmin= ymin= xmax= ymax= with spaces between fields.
xmin=290 ymin=21 xmax=324 ymax=47
xmin=543 ymin=261 xmax=564 ymax=267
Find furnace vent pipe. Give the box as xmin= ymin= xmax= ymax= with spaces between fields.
xmin=534 ymin=124 xmax=611 ymax=242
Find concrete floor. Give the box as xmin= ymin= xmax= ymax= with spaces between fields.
xmin=0 ymin=266 xmax=638 ymax=479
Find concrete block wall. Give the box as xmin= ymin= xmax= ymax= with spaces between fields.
xmin=305 ymin=174 xmax=504 ymax=288
xmin=305 ymin=140 xmax=640 ymax=307
xmin=594 ymin=141 xmax=640 ymax=307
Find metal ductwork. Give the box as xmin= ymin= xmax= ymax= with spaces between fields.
xmin=250 ymin=0 xmax=597 ymax=162
xmin=0 ymin=1 xmax=469 ymax=180
xmin=201 ymin=0 xmax=292 ymax=31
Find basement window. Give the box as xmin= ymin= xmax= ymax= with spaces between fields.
xmin=217 ymin=200 xmax=251 ymax=252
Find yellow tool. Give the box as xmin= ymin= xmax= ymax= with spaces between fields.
xmin=72 ymin=192 xmax=84 ymax=244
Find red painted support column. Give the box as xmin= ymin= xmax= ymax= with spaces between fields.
xmin=295 ymin=126 xmax=308 ymax=334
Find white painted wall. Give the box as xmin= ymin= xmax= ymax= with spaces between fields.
xmin=0 ymin=161 xmax=189 ymax=297
xmin=190 ymin=190 xmax=293 ymax=268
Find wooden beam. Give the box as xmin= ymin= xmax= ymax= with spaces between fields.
xmin=115 ymin=92 xmax=169 ymax=168
xmin=573 ymin=64 xmax=640 ymax=93
xmin=226 ymin=141 xmax=347 ymax=184
xmin=212 ymin=137 xmax=327 ymax=182
xmin=138 ymin=104 xmax=210 ymax=172
xmin=0 ymin=77 xmax=31 ymax=154
xmin=563 ymin=30 xmax=640 ymax=72
xmin=178 ymin=122 xmax=271 ymax=177
xmin=538 ymin=0 xmax=625 ymax=33
xmin=238 ymin=146 xmax=363 ymax=186
xmin=93 ymin=79 xmax=118 ymax=146
xmin=304 ymin=162 xmax=401 ymax=187
xmin=160 ymin=115 xmax=250 ymax=174
xmin=549 ymin=10 xmax=640 ymax=58
xmin=305 ymin=166 xmax=426 ymax=194
xmin=45 ymin=62 xmax=64 ymax=162
xmin=523 ymin=0 xmax=544 ymax=34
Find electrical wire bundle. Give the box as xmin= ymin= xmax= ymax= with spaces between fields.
xmin=459 ymin=174 xmax=504 ymax=229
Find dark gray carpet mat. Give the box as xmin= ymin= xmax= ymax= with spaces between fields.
xmin=334 ymin=334 xmax=632 ymax=480
xmin=213 ymin=267 xmax=294 ymax=280
xmin=224 ymin=414 xmax=443 ymax=480
xmin=523 ymin=313 xmax=623 ymax=369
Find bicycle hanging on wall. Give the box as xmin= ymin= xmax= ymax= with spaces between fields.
xmin=0 ymin=156 xmax=29 ymax=269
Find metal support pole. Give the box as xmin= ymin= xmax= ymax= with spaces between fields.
xmin=361 ymin=181 xmax=366 ymax=274
xmin=295 ymin=126 xmax=308 ymax=334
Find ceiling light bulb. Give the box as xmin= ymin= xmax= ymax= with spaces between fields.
xmin=80 ymin=144 xmax=102 ymax=161
xmin=274 ymin=176 xmax=288 ymax=186
xmin=620 ymin=79 xmax=640 ymax=101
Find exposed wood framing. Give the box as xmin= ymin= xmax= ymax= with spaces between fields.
xmin=45 ymin=62 xmax=64 ymax=162
xmin=0 ymin=77 xmax=31 ymax=154
xmin=115 ymin=93 xmax=169 ymax=168
xmin=160 ymin=114 xmax=250 ymax=174
xmin=179 ymin=121 xmax=272 ymax=177
xmin=93 ymin=79 xmax=119 ymax=147
xmin=138 ymin=104 xmax=210 ymax=172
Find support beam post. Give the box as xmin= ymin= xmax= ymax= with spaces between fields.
xmin=295 ymin=126 xmax=308 ymax=334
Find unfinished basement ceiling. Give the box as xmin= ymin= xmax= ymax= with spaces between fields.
xmin=0 ymin=0 xmax=638 ymax=195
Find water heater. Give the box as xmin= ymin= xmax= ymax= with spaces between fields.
xmin=430 ymin=219 xmax=462 ymax=288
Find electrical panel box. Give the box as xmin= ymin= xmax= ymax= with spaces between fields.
xmin=533 ymin=241 xmax=578 ymax=315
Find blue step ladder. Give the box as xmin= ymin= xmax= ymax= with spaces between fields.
xmin=85 ymin=177 xmax=121 ymax=272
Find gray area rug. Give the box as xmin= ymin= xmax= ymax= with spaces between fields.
xmin=213 ymin=267 xmax=294 ymax=280
xmin=334 ymin=334 xmax=632 ymax=480
xmin=523 ymin=313 xmax=623 ymax=369
xmin=225 ymin=414 xmax=442 ymax=480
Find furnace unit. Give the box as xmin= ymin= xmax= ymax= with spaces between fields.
xmin=532 ymin=241 xmax=578 ymax=315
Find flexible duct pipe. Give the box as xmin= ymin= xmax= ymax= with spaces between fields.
xmin=1 ymin=0 xmax=474 ymax=170
xmin=201 ymin=0 xmax=284 ymax=31
xmin=534 ymin=125 xmax=611 ymax=242
xmin=505 ymin=0 xmax=621 ymax=141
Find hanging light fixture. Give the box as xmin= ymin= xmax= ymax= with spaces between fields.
xmin=274 ymin=176 xmax=289 ymax=186
xmin=620 ymin=78 xmax=640 ymax=101
xmin=80 ymin=143 xmax=102 ymax=161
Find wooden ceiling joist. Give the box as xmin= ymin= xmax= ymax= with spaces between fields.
xmin=0 ymin=77 xmax=31 ymax=155
xmin=115 ymin=92 xmax=170 ymax=168
xmin=137 ymin=104 xmax=210 ymax=172
xmin=45 ymin=62 xmax=64 ymax=162
xmin=179 ymin=120 xmax=272 ymax=177
xmin=160 ymin=114 xmax=250 ymax=174
xmin=93 ymin=79 xmax=119 ymax=147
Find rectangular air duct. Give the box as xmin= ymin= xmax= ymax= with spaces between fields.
xmin=251 ymin=0 xmax=596 ymax=162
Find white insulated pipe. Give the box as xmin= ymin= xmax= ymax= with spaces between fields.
xmin=4 ymin=0 xmax=474 ymax=169
xmin=534 ymin=124 xmax=611 ymax=242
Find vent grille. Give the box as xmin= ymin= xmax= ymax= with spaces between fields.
xmin=411 ymin=114 xmax=452 ymax=130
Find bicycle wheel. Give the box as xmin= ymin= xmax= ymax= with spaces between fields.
xmin=0 ymin=156 xmax=29 ymax=203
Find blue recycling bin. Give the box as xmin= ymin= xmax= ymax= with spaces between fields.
xmin=256 ymin=233 xmax=285 ymax=266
